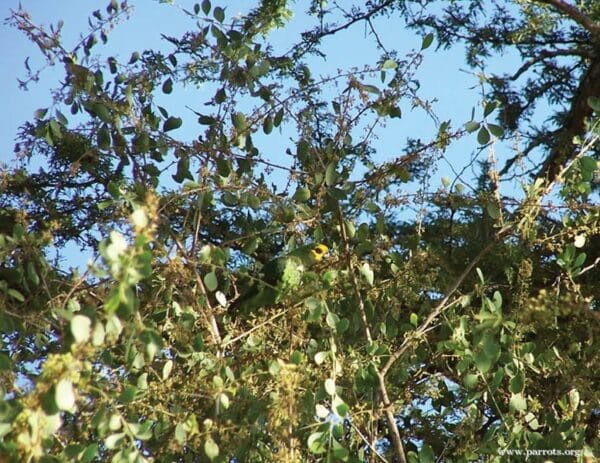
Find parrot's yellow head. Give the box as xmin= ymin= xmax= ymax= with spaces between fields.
xmin=310 ymin=244 xmax=329 ymax=262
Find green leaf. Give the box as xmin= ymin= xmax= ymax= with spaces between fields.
xmin=162 ymin=360 xmax=173 ymax=380
xmin=465 ymin=121 xmax=480 ymax=134
xmin=133 ymin=421 xmax=153 ymax=440
xmin=24 ymin=262 xmax=38 ymax=286
xmin=71 ymin=315 xmax=92 ymax=344
xmin=92 ymin=103 xmax=111 ymax=123
xmin=324 ymin=378 xmax=336 ymax=395
xmin=41 ymin=388 xmax=60 ymax=415
xmin=573 ymin=252 xmax=586 ymax=268
xmin=119 ymin=385 xmax=137 ymax=403
xmin=133 ymin=132 xmax=150 ymax=153
xmin=213 ymin=6 xmax=224 ymax=22
xmin=421 ymin=33 xmax=434 ymax=50
xmin=262 ymin=115 xmax=273 ymax=134
xmin=201 ymin=0 xmax=211 ymax=15
xmin=163 ymin=116 xmax=182 ymax=132
xmin=269 ymin=360 xmax=281 ymax=376
xmin=34 ymin=108 xmax=48 ymax=120
xmin=55 ymin=378 xmax=76 ymax=411
xmin=509 ymin=371 xmax=525 ymax=394
xmin=333 ymin=396 xmax=349 ymax=417
xmin=162 ymin=77 xmax=173 ymax=94
xmin=463 ymin=373 xmax=478 ymax=390
xmin=174 ymin=423 xmax=187 ymax=444
xmin=326 ymin=311 xmax=339 ymax=329
xmin=231 ymin=112 xmax=247 ymax=131
xmin=173 ymin=156 xmax=193 ymax=183
xmin=487 ymin=123 xmax=504 ymax=137
xmin=588 ymin=95 xmax=600 ymax=112
xmin=314 ymin=351 xmax=327 ymax=365
xmin=362 ymin=84 xmax=380 ymax=94
xmin=325 ymin=162 xmax=338 ymax=186
xmin=292 ymin=187 xmax=310 ymax=202
xmin=569 ymin=388 xmax=580 ymax=410
xmin=486 ymin=202 xmax=500 ymax=219
xmin=315 ymin=404 xmax=329 ymax=418
xmin=580 ymin=156 xmax=597 ymax=173
xmin=482 ymin=334 xmax=500 ymax=359
xmin=290 ymin=350 xmax=302 ymax=364
xmin=273 ymin=108 xmax=284 ymax=127
xmin=204 ymin=438 xmax=219 ymax=460
xmin=49 ymin=119 xmax=62 ymax=139
xmin=410 ymin=313 xmax=418 ymax=327
xmin=198 ymin=114 xmax=216 ymax=125
xmin=509 ymin=393 xmax=527 ymax=412
xmin=382 ymin=59 xmax=397 ymax=70
xmin=97 ymin=125 xmax=111 ymax=150
xmin=307 ymin=432 xmax=327 ymax=454
xmin=335 ymin=318 xmax=350 ymax=333
xmin=475 ymin=350 xmax=492 ymax=373
xmin=344 ymin=220 xmax=356 ymax=239
xmin=104 ymin=432 xmax=125 ymax=450
xmin=389 ymin=105 xmax=402 ymax=118
xmin=0 ymin=353 xmax=11 ymax=371
xmin=204 ymin=272 xmax=218 ymax=292
xmin=477 ymin=126 xmax=490 ymax=145
xmin=105 ymin=315 xmax=123 ymax=340
xmin=360 ymin=262 xmax=374 ymax=286
xmin=483 ymin=100 xmax=498 ymax=117
xmin=7 ymin=288 xmax=25 ymax=302
xmin=524 ymin=412 xmax=540 ymax=430
xmin=81 ymin=443 xmax=99 ymax=463
xmin=419 ymin=444 xmax=435 ymax=463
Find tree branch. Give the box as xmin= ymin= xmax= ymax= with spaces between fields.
xmin=381 ymin=228 xmax=509 ymax=377
xmin=288 ymin=0 xmax=396 ymax=58
xmin=510 ymin=48 xmax=589 ymax=81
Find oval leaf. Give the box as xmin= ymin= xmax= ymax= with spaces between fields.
xmin=204 ymin=438 xmax=219 ymax=460
xmin=421 ymin=33 xmax=434 ymax=50
xmin=477 ymin=126 xmax=490 ymax=145
xmin=163 ymin=116 xmax=182 ymax=132
xmin=71 ymin=315 xmax=92 ymax=344
xmin=55 ymin=378 xmax=76 ymax=411
xmin=204 ymin=272 xmax=218 ymax=292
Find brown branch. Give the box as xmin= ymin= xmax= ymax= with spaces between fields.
xmin=510 ymin=48 xmax=590 ymax=81
xmin=287 ymin=0 xmax=396 ymax=58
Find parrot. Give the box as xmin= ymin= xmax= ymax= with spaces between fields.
xmin=231 ymin=243 xmax=328 ymax=311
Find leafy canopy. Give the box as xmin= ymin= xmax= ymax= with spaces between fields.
xmin=0 ymin=1 xmax=598 ymax=462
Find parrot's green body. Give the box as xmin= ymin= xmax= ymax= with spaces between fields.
xmin=232 ymin=244 xmax=328 ymax=311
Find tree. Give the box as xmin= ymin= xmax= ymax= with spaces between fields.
xmin=0 ymin=1 xmax=598 ymax=462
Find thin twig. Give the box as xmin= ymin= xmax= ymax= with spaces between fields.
xmin=169 ymin=231 xmax=222 ymax=345
xmin=221 ymin=306 xmax=291 ymax=348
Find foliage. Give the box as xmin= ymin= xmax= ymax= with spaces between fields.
xmin=0 ymin=1 xmax=598 ymax=462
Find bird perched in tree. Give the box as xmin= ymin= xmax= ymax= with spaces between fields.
xmin=231 ymin=243 xmax=329 ymax=311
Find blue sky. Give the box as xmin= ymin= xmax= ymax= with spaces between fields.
xmin=1 ymin=1 xmax=493 ymax=177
